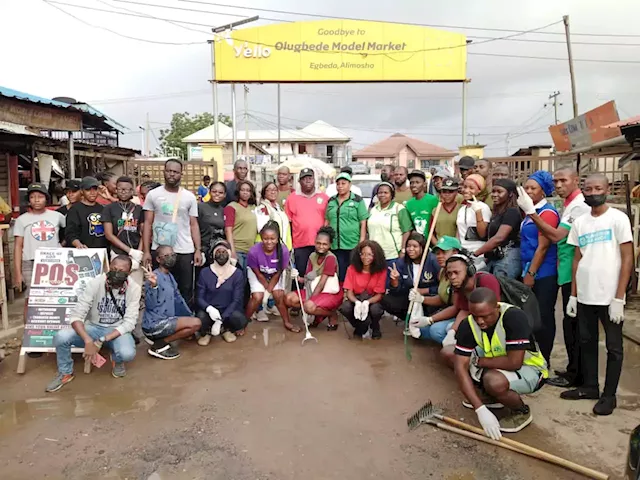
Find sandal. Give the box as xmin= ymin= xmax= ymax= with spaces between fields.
xmin=327 ymin=324 xmax=339 ymax=331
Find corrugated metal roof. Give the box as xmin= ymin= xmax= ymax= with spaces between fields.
xmin=70 ymin=102 xmax=127 ymax=132
xmin=604 ymin=115 xmax=640 ymax=129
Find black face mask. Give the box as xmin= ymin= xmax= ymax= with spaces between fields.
xmin=163 ymin=253 xmax=177 ymax=268
xmin=107 ymin=270 xmax=129 ymax=287
xmin=214 ymin=250 xmax=229 ymax=265
xmin=584 ymin=194 xmax=607 ymax=207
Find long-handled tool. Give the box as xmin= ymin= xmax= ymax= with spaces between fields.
xmin=407 ymin=401 xmax=609 ymax=480
xmin=290 ymin=257 xmax=317 ymax=345
xmin=404 ymin=202 xmax=442 ymax=361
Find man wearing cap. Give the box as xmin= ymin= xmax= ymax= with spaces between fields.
xmin=325 ymin=166 xmax=363 ymax=199
xmin=13 ymin=183 xmax=65 ymax=295
xmin=325 ymin=172 xmax=369 ymax=281
xmin=285 ymin=168 xmax=329 ymax=278
xmin=392 ymin=166 xmax=412 ymax=205
xmin=197 ymin=175 xmax=211 ymax=202
xmin=57 ymin=179 xmax=82 ymax=246
xmin=458 ymin=156 xmax=475 ymax=180
xmin=276 ymin=165 xmax=295 ymax=208
xmin=432 ymin=177 xmax=462 ymax=244
xmin=65 ymin=176 xmax=108 ymax=250
xmin=429 ymin=169 xmax=446 ymax=197
xmin=404 ymin=170 xmax=439 ymax=236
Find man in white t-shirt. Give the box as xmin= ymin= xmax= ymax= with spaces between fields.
xmin=561 ymin=174 xmax=633 ymax=416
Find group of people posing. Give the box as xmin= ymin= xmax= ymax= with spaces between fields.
xmin=12 ymin=155 xmax=633 ymax=440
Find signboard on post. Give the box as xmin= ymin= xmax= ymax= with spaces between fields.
xmin=548 ymin=101 xmax=622 ymax=153
xmin=17 ymin=248 xmax=108 ymax=374
xmin=214 ymin=19 xmax=467 ymax=83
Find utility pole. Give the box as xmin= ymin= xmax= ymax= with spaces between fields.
xmin=145 ymin=112 xmax=150 ymax=157
xmin=461 ymin=79 xmax=468 ymax=145
xmin=470 ymin=133 xmax=479 ymax=145
xmin=208 ymin=39 xmax=219 ymax=144
xmin=563 ymin=15 xmax=578 ymax=118
xmin=231 ymin=84 xmax=237 ymax=165
xmin=545 ymin=91 xmax=562 ymax=125
xmin=505 ymin=133 xmax=510 ymax=156
xmin=277 ymin=84 xmax=281 ymax=164
xmin=244 ymin=85 xmax=249 ymax=157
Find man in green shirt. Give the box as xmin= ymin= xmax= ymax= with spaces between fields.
xmin=325 ymin=172 xmax=369 ymax=281
xmin=404 ymin=170 xmax=439 ymax=236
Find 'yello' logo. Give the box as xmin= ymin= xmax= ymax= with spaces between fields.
xmin=234 ymin=42 xmax=271 ymax=59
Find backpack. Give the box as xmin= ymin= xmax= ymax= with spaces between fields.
xmin=476 ymin=272 xmax=542 ymax=332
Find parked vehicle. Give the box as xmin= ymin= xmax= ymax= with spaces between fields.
xmin=351 ymin=174 xmax=380 ymax=206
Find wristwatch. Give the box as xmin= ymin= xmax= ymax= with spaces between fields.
xmin=527 ymin=270 xmax=537 ymax=279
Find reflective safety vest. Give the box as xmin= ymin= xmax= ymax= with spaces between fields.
xmin=467 ymin=303 xmax=548 ymax=378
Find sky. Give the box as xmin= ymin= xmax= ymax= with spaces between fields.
xmin=2 ymin=0 xmax=639 ymax=157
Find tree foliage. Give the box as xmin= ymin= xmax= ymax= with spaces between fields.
xmin=159 ymin=112 xmax=232 ymax=159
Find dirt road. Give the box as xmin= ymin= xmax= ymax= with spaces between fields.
xmin=0 ymin=312 xmax=637 ymax=480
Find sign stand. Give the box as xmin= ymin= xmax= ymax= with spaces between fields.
xmin=17 ymin=248 xmax=108 ymax=374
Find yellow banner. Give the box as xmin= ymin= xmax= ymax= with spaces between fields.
xmin=214 ymin=20 xmax=467 ymax=83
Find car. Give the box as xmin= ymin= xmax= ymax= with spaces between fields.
xmin=347 ymin=162 xmax=370 ymax=175
xmin=351 ymin=174 xmax=380 ymax=207
xmin=627 ymin=424 xmax=640 ymax=479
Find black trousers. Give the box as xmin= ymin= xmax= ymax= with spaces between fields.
xmin=293 ymin=246 xmax=315 ymax=273
xmin=333 ymin=249 xmax=353 ymax=282
xmin=561 ymin=282 xmax=582 ymax=383
xmin=152 ymin=250 xmax=195 ymax=308
xmin=381 ymin=294 xmax=410 ymax=319
xmin=196 ymin=309 xmax=248 ymax=335
xmin=578 ymin=303 xmax=624 ymax=397
xmin=533 ymin=275 xmax=559 ymax=365
xmin=339 ymin=294 xmax=384 ymax=336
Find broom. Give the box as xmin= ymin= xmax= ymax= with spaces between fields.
xmin=404 ymin=202 xmax=442 ymax=361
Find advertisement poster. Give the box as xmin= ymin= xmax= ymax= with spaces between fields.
xmin=22 ymin=248 xmax=108 ymax=350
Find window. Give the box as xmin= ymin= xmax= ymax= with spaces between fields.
xmin=299 ymin=144 xmax=307 ymax=154
xmin=421 ymin=159 xmax=439 ymax=169
xmin=327 ymin=145 xmax=334 ymax=158
xmin=407 ymin=159 xmax=415 ymax=169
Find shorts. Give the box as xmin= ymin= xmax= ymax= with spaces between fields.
xmin=299 ymin=288 xmax=343 ymax=311
xmin=143 ymin=317 xmax=178 ymax=341
xmin=247 ymin=268 xmax=285 ymax=293
xmin=497 ymin=366 xmax=546 ymax=395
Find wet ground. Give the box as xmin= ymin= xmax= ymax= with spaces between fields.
xmin=1 ymin=304 xmax=638 ymax=480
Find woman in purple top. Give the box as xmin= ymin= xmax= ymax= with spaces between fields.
xmin=246 ymin=221 xmax=300 ymax=333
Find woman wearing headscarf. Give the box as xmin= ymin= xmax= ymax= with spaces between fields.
xmin=521 ymin=170 xmax=559 ymax=364
xmin=457 ymin=173 xmax=492 ymax=271
xmin=196 ymin=239 xmax=248 ymax=346
xmin=472 ymin=178 xmax=522 ymax=278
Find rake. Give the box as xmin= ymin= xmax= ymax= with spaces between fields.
xmin=290 ymin=256 xmax=317 ymax=346
xmin=406 ymin=400 xmax=608 ymax=480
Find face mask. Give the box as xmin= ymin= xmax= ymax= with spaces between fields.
xmin=584 ymin=194 xmax=607 ymax=207
xmin=214 ymin=250 xmax=229 ymax=265
xmin=163 ymin=253 xmax=177 ymax=268
xmin=107 ymin=270 xmax=128 ymax=287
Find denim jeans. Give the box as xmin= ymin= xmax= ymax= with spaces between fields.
xmin=484 ymin=246 xmax=521 ymax=279
xmin=54 ymin=324 xmax=137 ymax=375
xmin=236 ymin=252 xmax=248 ymax=276
xmin=419 ymin=319 xmax=454 ymax=344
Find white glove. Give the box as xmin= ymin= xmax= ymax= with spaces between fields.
xmin=290 ymin=268 xmax=299 ymax=280
xmin=206 ymin=305 xmax=221 ymax=321
xmin=409 ymin=325 xmax=421 ymax=339
xmin=409 ymin=316 xmax=433 ymax=328
xmin=360 ymin=300 xmax=370 ymax=321
xmin=408 ymin=288 xmax=425 ymax=304
xmin=516 ymin=186 xmax=536 ymax=215
xmin=131 ymin=259 xmax=140 ymax=271
xmin=354 ymin=301 xmax=363 ymax=321
xmin=566 ymin=296 xmax=578 ymax=318
xmin=609 ymin=298 xmax=625 ymax=324
xmin=262 ymin=291 xmax=271 ymax=306
xmin=468 ymin=196 xmax=484 ymax=213
xmin=211 ymin=319 xmax=222 ymax=336
xmin=476 ymin=405 xmax=502 ymax=440
xmin=442 ymin=328 xmax=456 ymax=347
xmin=129 ymin=249 xmax=144 ymax=263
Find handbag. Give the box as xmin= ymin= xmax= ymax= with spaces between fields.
xmin=153 ymin=189 xmax=182 ymax=247
xmin=311 ymin=272 xmax=341 ymax=294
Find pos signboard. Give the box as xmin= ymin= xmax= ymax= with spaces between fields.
xmin=17 ymin=248 xmax=109 ymax=373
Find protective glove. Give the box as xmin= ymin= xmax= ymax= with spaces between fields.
xmin=354 ymin=301 xmax=363 ymax=321
xmin=206 ymin=305 xmax=221 ymax=321
xmin=129 ymin=249 xmax=144 ymax=263
xmin=131 ymin=259 xmax=140 ymax=271
xmin=211 ymin=320 xmax=223 ymax=336
xmin=409 ymin=325 xmax=421 ymax=339
xmin=609 ymin=298 xmax=625 ymax=324
xmin=408 ymin=288 xmax=425 ymax=304
xmin=360 ymin=300 xmax=370 ymax=322
xmin=566 ymin=296 xmax=578 ymax=318
xmin=442 ymin=328 xmax=457 ymax=347
xmin=305 ymin=271 xmax=317 ymax=282
xmin=516 ymin=186 xmax=536 ymax=215
xmin=476 ymin=405 xmax=502 ymax=440
xmin=290 ymin=268 xmax=299 ymax=280
xmin=409 ymin=316 xmax=433 ymax=328
xmin=262 ymin=291 xmax=271 ymax=307
xmin=468 ymin=196 xmax=484 ymax=213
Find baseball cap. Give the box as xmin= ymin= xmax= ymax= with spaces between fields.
xmin=440 ymin=177 xmax=459 ymax=191
xmin=336 ymin=172 xmax=352 ymax=182
xmin=433 ymin=236 xmax=462 ymax=252
xmin=432 ymin=168 xmax=448 ymax=179
xmin=407 ymin=169 xmax=426 ymax=180
xmin=27 ymin=183 xmax=50 ymax=199
xmin=65 ymin=179 xmax=81 ymax=191
xmin=80 ymin=176 xmax=100 ymax=189
xmin=458 ymin=156 xmax=475 ymax=171
xmin=299 ymin=168 xmax=314 ymax=179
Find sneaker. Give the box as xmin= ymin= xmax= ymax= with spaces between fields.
xmin=111 ymin=362 xmax=126 ymax=378
xmin=499 ymin=405 xmax=533 ymax=433
xmin=256 ymin=310 xmax=269 ymax=322
xmin=198 ymin=334 xmax=212 ymax=346
xmin=560 ymin=387 xmax=599 ymax=401
xmin=593 ymin=396 xmax=617 ymax=416
xmin=546 ymin=376 xmax=574 ymax=388
xmin=45 ymin=373 xmax=75 ymax=393
xmin=372 ymin=329 xmax=382 ymax=340
xmin=222 ymin=331 xmax=237 ymax=343
xmin=462 ymin=396 xmax=504 ymax=410
xmin=148 ymin=341 xmax=181 ymax=360
xmin=143 ymin=336 xmax=154 ymax=346
xmin=269 ymin=305 xmax=281 ymax=317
